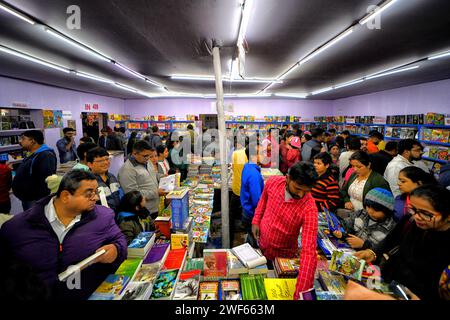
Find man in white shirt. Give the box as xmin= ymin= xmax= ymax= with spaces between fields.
xmin=384 ymin=139 xmax=424 ymax=197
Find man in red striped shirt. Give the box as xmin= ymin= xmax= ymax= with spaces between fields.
xmin=252 ymin=162 xmax=319 ymax=300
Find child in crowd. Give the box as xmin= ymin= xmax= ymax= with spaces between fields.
xmin=116 ymin=191 xmax=156 ymax=244
xmin=394 ymin=166 xmax=437 ymax=222
xmin=286 ymin=136 xmax=301 ymax=170
xmin=333 ymin=188 xmax=396 ymax=251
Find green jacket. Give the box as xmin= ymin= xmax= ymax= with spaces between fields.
xmin=341 ymin=170 xmax=391 ymax=204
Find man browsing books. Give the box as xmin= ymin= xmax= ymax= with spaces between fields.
xmin=0 ymin=170 xmax=127 ymax=300
xmin=252 ymin=162 xmax=319 ymax=300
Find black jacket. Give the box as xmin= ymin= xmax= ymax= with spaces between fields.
xmin=98 ymin=135 xmax=122 ymax=151
xmin=12 ymin=145 xmax=57 ymax=201
xmin=370 ymin=150 xmax=394 ymax=176
xmin=375 ymin=215 xmax=450 ymax=300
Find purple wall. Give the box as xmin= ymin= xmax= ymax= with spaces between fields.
xmin=0 ymin=76 xmax=125 ymax=147
xmin=125 ymin=98 xmax=333 ymax=119
xmin=332 ymin=79 xmax=450 ymax=116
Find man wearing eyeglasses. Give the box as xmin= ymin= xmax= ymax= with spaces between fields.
xmin=0 ymin=170 xmax=127 ymax=300
xmin=118 ymin=140 xmax=167 ymax=219
xmin=86 ymin=147 xmax=122 ymax=214
xmin=384 ymin=139 xmax=424 ymax=197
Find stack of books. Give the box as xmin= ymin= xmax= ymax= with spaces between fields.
xmin=273 ymin=257 xmax=300 ymax=278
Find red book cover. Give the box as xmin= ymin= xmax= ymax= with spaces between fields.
xmin=155 ymin=216 xmax=171 ymax=239
xmin=203 ymin=249 xmax=228 ymax=278
xmin=162 ymin=248 xmax=187 ymax=270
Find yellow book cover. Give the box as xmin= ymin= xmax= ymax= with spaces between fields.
xmin=171 ymin=234 xmax=189 ymax=250
xmin=264 ymin=278 xmax=297 ymax=300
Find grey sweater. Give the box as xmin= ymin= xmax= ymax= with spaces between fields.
xmin=118 ymin=158 xmax=160 ymax=213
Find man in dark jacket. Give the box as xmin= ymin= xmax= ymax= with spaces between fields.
xmin=0 ymin=170 xmax=127 ymax=300
xmin=301 ymin=128 xmax=324 ymax=162
xmin=12 ymin=130 xmax=57 ymax=211
xmin=370 ymin=141 xmax=398 ymax=175
xmin=86 ymin=147 xmax=122 ymax=213
xmin=146 ymin=126 xmax=162 ymax=149
xmin=98 ymin=128 xmax=122 ymax=151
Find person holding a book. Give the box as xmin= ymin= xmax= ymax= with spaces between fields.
xmin=384 ymin=139 xmax=424 ymax=197
xmin=0 ymin=170 xmax=127 ymax=300
xmin=340 ymin=151 xmax=390 ymax=216
xmin=118 ymin=140 xmax=167 ymax=220
xmin=87 ymin=147 xmax=122 ymax=214
xmin=240 ymin=142 xmax=264 ymax=247
xmin=311 ymin=152 xmax=340 ymax=213
xmin=354 ymin=184 xmax=450 ymax=300
xmin=333 ymin=188 xmax=396 ymax=251
xmin=252 ymin=161 xmax=319 ymax=300
xmin=116 ymin=191 xmax=156 ymax=244
xmin=393 ymin=166 xmax=436 ymax=222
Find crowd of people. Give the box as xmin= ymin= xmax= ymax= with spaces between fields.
xmin=0 ymin=122 xmax=449 ymax=301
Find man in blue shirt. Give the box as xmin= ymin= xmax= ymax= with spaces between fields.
xmin=56 ymin=127 xmax=77 ymax=164
xmin=240 ymin=141 xmax=265 ymax=247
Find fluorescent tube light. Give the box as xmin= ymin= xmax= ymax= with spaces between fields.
xmin=0 ymin=3 xmax=35 ymax=25
xmin=171 ymin=75 xmax=281 ymax=83
xmin=145 ymin=78 xmax=164 ymax=88
xmin=114 ymin=62 xmax=146 ymax=80
xmin=311 ymin=87 xmax=334 ymax=95
xmin=366 ymin=65 xmax=419 ymax=80
xmin=45 ymin=28 xmax=111 ymax=62
xmin=0 ymin=45 xmax=69 ymax=73
xmin=428 ymin=50 xmax=450 ymax=60
xmin=278 ymin=63 xmax=300 ymax=80
xmin=114 ymin=83 xmax=138 ymax=93
xmin=299 ymin=27 xmax=354 ymax=65
xmin=275 ymin=93 xmax=308 ymax=98
xmin=334 ymin=79 xmax=364 ymax=89
xmin=235 ymin=93 xmax=272 ymax=98
xmin=359 ymin=0 xmax=398 ymax=25
xmin=237 ymin=0 xmax=254 ymax=44
xmin=75 ymin=71 xmax=114 ymax=84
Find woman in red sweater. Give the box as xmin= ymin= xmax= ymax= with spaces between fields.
xmin=286 ymin=136 xmax=302 ymax=169
xmin=0 ymin=160 xmax=12 ymax=214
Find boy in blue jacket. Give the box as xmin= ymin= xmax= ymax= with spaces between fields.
xmin=240 ymin=142 xmax=264 ymax=247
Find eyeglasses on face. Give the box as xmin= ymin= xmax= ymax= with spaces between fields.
xmin=406 ymin=206 xmax=436 ymax=221
xmin=79 ymin=189 xmax=100 ymax=200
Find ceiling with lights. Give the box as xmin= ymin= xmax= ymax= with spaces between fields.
xmin=0 ymin=0 xmax=450 ymax=100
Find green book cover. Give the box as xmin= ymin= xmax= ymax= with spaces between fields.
xmin=240 ymin=274 xmax=267 ymax=300
xmin=115 ymin=258 xmax=143 ymax=279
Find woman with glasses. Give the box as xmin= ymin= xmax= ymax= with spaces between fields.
xmin=355 ymin=184 xmax=450 ymax=300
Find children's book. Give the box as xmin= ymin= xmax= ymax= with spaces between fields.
xmin=220 ymin=280 xmax=242 ymax=300
xmin=198 ymin=281 xmax=219 ymax=300
xmin=90 ymin=274 xmax=130 ymax=298
xmin=317 ymin=271 xmax=347 ymax=295
xmin=133 ymin=262 xmax=160 ymax=283
xmin=173 ymin=270 xmax=201 ymax=300
xmin=150 ymin=269 xmax=180 ymax=300
xmin=128 ymin=232 xmax=155 ymax=258
xmin=203 ymin=249 xmax=228 ymax=279
xmin=264 ymin=278 xmax=297 ymax=300
xmin=115 ymin=258 xmax=143 ymax=281
xmin=329 ymin=250 xmax=366 ymax=281
xmin=323 ymin=208 xmax=345 ymax=234
xmin=171 ymin=233 xmax=189 ymax=250
xmin=120 ymin=281 xmax=153 ymax=300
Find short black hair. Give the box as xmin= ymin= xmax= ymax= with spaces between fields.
xmin=245 ymin=141 xmax=258 ymax=161
xmin=238 ymin=125 xmax=245 ymax=130
xmin=56 ymin=170 xmax=97 ymax=197
xmin=349 ymin=150 xmax=371 ymax=167
xmin=152 ymin=125 xmax=159 ymax=133
xmin=156 ymin=144 xmax=167 ymax=155
xmin=63 ymin=127 xmax=76 ymax=134
xmin=287 ymin=161 xmax=318 ymax=187
xmin=80 ymin=136 xmax=94 ymax=143
xmin=328 ymin=128 xmax=336 ymax=135
xmin=86 ymin=147 xmax=109 ymax=163
xmin=384 ymin=141 xmax=398 ymax=152
xmin=398 ymin=139 xmax=422 ymax=155
xmin=133 ymin=140 xmax=152 ymax=153
xmin=346 ymin=136 xmax=361 ymax=151
xmin=311 ymin=128 xmax=324 ymax=138
xmin=119 ymin=127 xmax=126 ymax=133
xmin=187 ymin=124 xmax=194 ymax=130
xmin=360 ymin=137 xmax=368 ymax=142
xmin=369 ymin=130 xmax=384 ymax=140
xmin=22 ymin=130 xmax=44 ymax=145
xmin=76 ymin=142 xmax=97 ymax=161
xmin=119 ymin=190 xmax=144 ymax=214
xmin=341 ymin=130 xmax=350 ymax=136
xmin=410 ymin=184 xmax=450 ymax=219
xmin=313 ymin=152 xmax=333 ymax=166
xmin=334 ymin=136 xmax=345 ymax=149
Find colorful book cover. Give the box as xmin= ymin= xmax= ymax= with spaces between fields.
xmin=318 ymin=271 xmax=347 ymax=295
xmin=155 ymin=216 xmax=171 ymax=239
xmin=120 ymin=281 xmax=152 ymax=300
xmin=437 ymin=148 xmax=449 ymax=161
xmin=171 ymin=234 xmax=189 ymax=250
xmin=150 ymin=269 xmax=179 ymax=300
xmin=198 ymin=281 xmax=219 ymax=300
xmin=227 ymin=250 xmax=248 ymax=276
xmin=264 ymin=278 xmax=297 ymax=300
xmin=240 ymin=274 xmax=267 ymax=300
xmin=53 ymin=110 xmax=63 ymax=128
xmin=92 ymin=274 xmax=130 ymax=296
xmin=162 ymin=248 xmax=187 ymax=271
xmin=329 ymin=250 xmax=366 ymax=281
xmin=220 ymin=280 xmax=242 ymax=300
xmin=115 ymin=258 xmax=143 ymax=279
xmin=129 ymin=232 xmax=155 ymax=248
xmin=422 ymin=128 xmax=433 ymax=141
xmin=134 ymin=262 xmax=160 ymax=283
xmin=173 ymin=270 xmax=201 ymax=300
xmin=203 ymin=249 xmax=228 ymax=278
xmin=184 ymin=258 xmax=204 ymax=272
xmin=143 ymin=243 xmax=170 ymax=265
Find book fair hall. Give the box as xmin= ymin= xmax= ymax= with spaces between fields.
xmin=1 ymin=0 xmax=450 ymax=308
